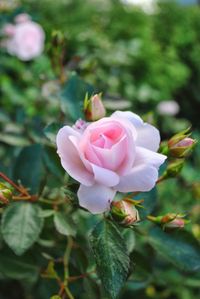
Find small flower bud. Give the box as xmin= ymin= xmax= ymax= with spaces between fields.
xmin=0 ymin=183 xmax=12 ymax=205
xmin=84 ymin=93 xmax=106 ymax=121
xmin=111 ymin=200 xmax=140 ymax=226
xmin=147 ymin=213 xmax=189 ymax=229
xmin=168 ymin=128 xmax=197 ymax=158
xmin=72 ymin=119 xmax=88 ymax=133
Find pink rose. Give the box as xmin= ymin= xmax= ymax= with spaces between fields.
xmin=56 ymin=111 xmax=166 ymax=214
xmin=4 ymin=18 xmax=45 ymax=61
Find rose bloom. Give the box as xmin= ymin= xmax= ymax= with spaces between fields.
xmin=56 ymin=111 xmax=166 ymax=214
xmin=4 ymin=16 xmax=45 ymax=61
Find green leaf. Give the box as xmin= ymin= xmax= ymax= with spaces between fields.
xmin=38 ymin=209 xmax=55 ymax=218
xmin=0 ymin=249 xmax=39 ymax=282
xmin=0 ymin=134 xmax=30 ymax=146
xmin=43 ymin=122 xmax=62 ymax=144
xmin=12 ymin=144 xmax=45 ymax=194
xmin=50 ymin=296 xmax=62 ymax=299
xmin=60 ymin=73 xmax=95 ymax=121
xmin=43 ymin=146 xmax=65 ymax=180
xmin=1 ymin=202 xmax=44 ymax=255
xmin=54 ymin=212 xmax=76 ymax=236
xmin=148 ymin=227 xmax=200 ymax=272
xmin=90 ymin=220 xmax=130 ymax=299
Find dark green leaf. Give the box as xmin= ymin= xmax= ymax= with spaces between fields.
xmin=12 ymin=144 xmax=45 ymax=194
xmin=60 ymin=73 xmax=95 ymax=121
xmin=135 ymin=187 xmax=157 ymax=219
xmin=43 ymin=146 xmax=65 ymax=180
xmin=1 ymin=202 xmax=44 ymax=255
xmin=90 ymin=220 xmax=130 ymax=299
xmin=54 ymin=212 xmax=76 ymax=236
xmin=148 ymin=227 xmax=200 ymax=272
xmin=0 ymin=249 xmax=39 ymax=282
xmin=43 ymin=122 xmax=62 ymax=144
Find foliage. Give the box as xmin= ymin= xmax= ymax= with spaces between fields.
xmin=0 ymin=1 xmax=200 ymax=299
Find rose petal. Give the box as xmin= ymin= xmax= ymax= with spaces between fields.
xmin=91 ymin=164 xmax=119 ymax=187
xmin=92 ymin=135 xmax=127 ymax=171
xmin=78 ymin=184 xmax=116 ymax=214
xmin=136 ymin=123 xmax=160 ymax=151
xmin=56 ymin=126 xmax=94 ymax=186
xmin=111 ymin=110 xmax=143 ymax=127
xmin=135 ymin=146 xmax=167 ymax=167
xmin=116 ymin=164 xmax=159 ymax=193
xmin=111 ymin=110 xmax=161 ymax=151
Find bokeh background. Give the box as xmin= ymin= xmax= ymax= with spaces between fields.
xmin=0 ymin=0 xmax=200 ymax=299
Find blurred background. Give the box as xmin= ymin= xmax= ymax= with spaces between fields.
xmin=0 ymin=0 xmax=200 ymax=298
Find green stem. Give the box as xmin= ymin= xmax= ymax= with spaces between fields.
xmin=64 ymin=286 xmax=75 ymax=299
xmin=64 ymin=236 xmax=73 ymax=281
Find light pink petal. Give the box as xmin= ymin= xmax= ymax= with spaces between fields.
xmin=91 ymin=164 xmax=119 ymax=187
xmin=56 ymin=126 xmax=94 ymax=186
xmin=69 ymin=135 xmax=93 ymax=172
xmin=111 ymin=111 xmax=143 ymax=127
xmin=136 ymin=123 xmax=160 ymax=152
xmin=78 ymin=184 xmax=116 ymax=214
xmin=116 ymin=164 xmax=159 ymax=193
xmin=134 ymin=146 xmax=167 ymax=168
xmin=111 ymin=110 xmax=160 ymax=152
xmin=92 ymin=135 xmax=127 ymax=171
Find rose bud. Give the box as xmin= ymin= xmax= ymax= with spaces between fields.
xmin=148 ymin=213 xmax=189 ymax=229
xmin=0 ymin=183 xmax=12 ymax=205
xmin=168 ymin=128 xmax=196 ymax=158
xmin=84 ymin=93 xmax=106 ymax=121
xmin=111 ymin=200 xmax=140 ymax=226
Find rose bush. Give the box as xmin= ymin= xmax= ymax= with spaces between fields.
xmin=3 ymin=13 xmax=45 ymax=61
xmin=56 ymin=111 xmax=166 ymax=214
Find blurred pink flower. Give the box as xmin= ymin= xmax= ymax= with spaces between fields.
xmin=2 ymin=24 xmax=15 ymax=36
xmin=3 ymin=15 xmax=45 ymax=61
xmin=14 ymin=13 xmax=31 ymax=24
xmin=157 ymin=100 xmax=180 ymax=116
xmin=56 ymin=111 xmax=166 ymax=214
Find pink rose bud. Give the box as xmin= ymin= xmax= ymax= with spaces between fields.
xmin=168 ymin=128 xmax=196 ymax=158
xmin=0 ymin=183 xmax=12 ymax=205
xmin=111 ymin=200 xmax=140 ymax=226
xmin=84 ymin=93 xmax=106 ymax=121
xmin=148 ymin=213 xmax=189 ymax=229
xmin=15 ymin=13 xmax=31 ymax=24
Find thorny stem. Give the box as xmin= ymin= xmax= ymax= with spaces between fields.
xmin=68 ymin=270 xmax=96 ymax=282
xmin=156 ymin=175 xmax=165 ymax=184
